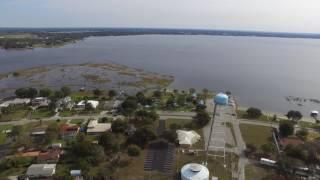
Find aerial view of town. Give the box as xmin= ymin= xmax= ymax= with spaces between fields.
xmin=1 ymin=1 xmax=320 ymax=180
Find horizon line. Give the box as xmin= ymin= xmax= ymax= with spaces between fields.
xmin=0 ymin=26 xmax=320 ymax=35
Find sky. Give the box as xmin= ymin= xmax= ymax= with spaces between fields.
xmin=0 ymin=0 xmax=320 ymax=33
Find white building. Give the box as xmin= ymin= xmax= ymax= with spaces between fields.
xmin=176 ymin=130 xmax=201 ymax=148
xmin=26 ymin=164 xmax=56 ymax=178
xmin=86 ymin=119 xmax=111 ymax=135
xmin=31 ymin=97 xmax=51 ymax=107
xmin=181 ymin=163 xmax=209 ymax=180
xmin=76 ymin=100 xmax=99 ymax=110
xmin=0 ymin=98 xmax=30 ymax=108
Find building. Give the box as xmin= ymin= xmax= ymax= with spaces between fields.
xmin=56 ymin=96 xmax=74 ymax=111
xmin=176 ymin=130 xmax=201 ymax=148
xmin=75 ymin=100 xmax=99 ymax=110
xmin=181 ymin=163 xmax=209 ymax=180
xmin=37 ymin=149 xmax=63 ymax=163
xmin=26 ymin=164 xmax=56 ymax=179
xmin=31 ymin=97 xmax=51 ymax=107
xmin=86 ymin=119 xmax=111 ymax=135
xmin=0 ymin=98 xmax=30 ymax=109
xmin=60 ymin=124 xmax=80 ymax=139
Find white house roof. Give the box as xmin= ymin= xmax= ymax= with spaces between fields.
xmin=26 ymin=164 xmax=56 ymax=177
xmin=176 ymin=130 xmax=201 ymax=146
xmin=0 ymin=98 xmax=30 ymax=107
xmin=77 ymin=100 xmax=99 ymax=108
xmin=87 ymin=119 xmax=111 ymax=133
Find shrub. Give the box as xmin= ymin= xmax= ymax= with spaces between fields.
xmin=246 ymin=107 xmax=262 ymax=118
xmin=127 ymin=145 xmax=140 ymax=156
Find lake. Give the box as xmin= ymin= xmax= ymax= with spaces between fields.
xmin=1 ymin=35 xmax=320 ymax=116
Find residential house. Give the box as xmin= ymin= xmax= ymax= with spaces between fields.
xmin=37 ymin=149 xmax=63 ymax=163
xmin=60 ymin=124 xmax=80 ymax=139
xmin=31 ymin=97 xmax=51 ymax=107
xmin=56 ymin=96 xmax=74 ymax=111
xmin=0 ymin=98 xmax=30 ymax=108
xmin=26 ymin=164 xmax=56 ymax=179
xmin=86 ymin=119 xmax=111 ymax=135
xmin=75 ymin=100 xmax=99 ymax=110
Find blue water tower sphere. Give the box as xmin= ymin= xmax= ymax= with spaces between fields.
xmin=214 ymin=93 xmax=229 ymax=105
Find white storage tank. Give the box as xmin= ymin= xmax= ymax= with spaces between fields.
xmin=181 ymin=163 xmax=209 ymax=180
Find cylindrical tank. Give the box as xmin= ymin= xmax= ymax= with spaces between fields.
xmin=181 ymin=163 xmax=209 ymax=180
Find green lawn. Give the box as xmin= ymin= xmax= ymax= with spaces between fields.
xmin=69 ymin=119 xmax=85 ymax=125
xmin=31 ymin=108 xmax=55 ymax=119
xmin=240 ymin=124 xmax=273 ymax=147
xmin=59 ymin=110 xmax=77 ymax=117
xmin=165 ymin=118 xmax=192 ymax=129
xmin=0 ymin=109 xmax=29 ymax=121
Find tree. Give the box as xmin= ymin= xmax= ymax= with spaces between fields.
xmin=98 ymin=132 xmax=119 ymax=153
xmin=166 ymin=96 xmax=175 ymax=109
xmin=127 ymin=127 xmax=156 ymax=148
xmin=127 ymin=144 xmax=140 ymax=156
xmin=193 ymin=110 xmax=210 ymax=127
xmin=136 ymin=92 xmax=145 ymax=104
xmin=161 ymin=130 xmax=177 ymax=143
xmin=15 ymin=87 xmax=38 ymax=98
xmin=286 ymin=110 xmax=302 ymax=123
xmin=111 ymin=119 xmax=129 ymax=133
xmin=279 ymin=121 xmax=294 ymax=137
xmin=93 ymin=89 xmax=102 ymax=96
xmin=39 ymin=88 xmax=52 ymax=97
xmin=61 ymin=86 xmax=71 ymax=97
xmin=54 ymin=90 xmax=64 ymax=99
xmin=153 ymin=90 xmax=162 ymax=99
xmin=108 ymin=90 xmax=117 ymax=98
xmin=135 ymin=110 xmax=158 ymax=124
xmin=121 ymin=96 xmax=138 ymax=117
xmin=246 ymin=107 xmax=262 ymax=119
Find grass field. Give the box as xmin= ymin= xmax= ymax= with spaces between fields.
xmin=31 ymin=108 xmax=55 ymax=119
xmin=239 ymin=124 xmax=273 ymax=147
xmin=165 ymin=118 xmax=192 ymax=129
xmin=0 ymin=109 xmax=29 ymax=121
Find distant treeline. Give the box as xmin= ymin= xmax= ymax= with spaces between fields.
xmin=1 ymin=28 xmax=320 ymax=49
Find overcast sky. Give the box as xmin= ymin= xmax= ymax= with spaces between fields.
xmin=1 ymin=0 xmax=319 ymax=33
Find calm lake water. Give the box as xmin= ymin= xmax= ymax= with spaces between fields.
xmin=1 ymin=35 xmax=320 ymax=115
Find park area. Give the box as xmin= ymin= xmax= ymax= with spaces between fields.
xmin=239 ymin=124 xmax=273 ymax=147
